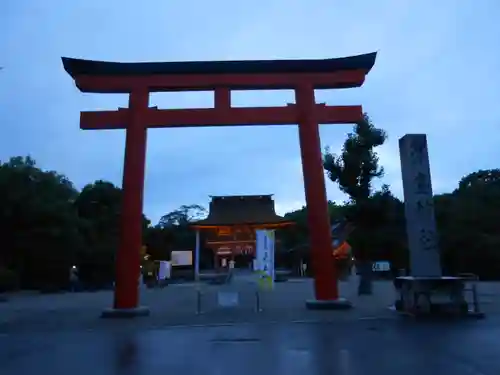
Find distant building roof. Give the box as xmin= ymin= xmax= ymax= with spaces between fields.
xmin=191 ymin=195 xmax=294 ymax=228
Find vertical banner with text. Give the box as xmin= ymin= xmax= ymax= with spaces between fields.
xmin=255 ymin=229 xmax=275 ymax=289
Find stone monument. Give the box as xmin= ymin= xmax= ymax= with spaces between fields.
xmin=397 ymin=134 xmax=474 ymax=316
xmin=399 ymin=134 xmax=441 ymax=277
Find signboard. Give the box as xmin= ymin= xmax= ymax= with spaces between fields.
xmin=255 ymin=229 xmax=275 ymax=289
xmin=171 ymin=251 xmax=193 ymax=266
xmin=216 ymin=246 xmax=232 ymax=256
xmin=372 ymin=261 xmax=390 ymax=272
xmin=217 ymin=291 xmax=239 ymax=307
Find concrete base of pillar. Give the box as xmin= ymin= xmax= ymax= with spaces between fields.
xmin=305 ymin=298 xmax=353 ymax=310
xmin=101 ymin=306 xmax=150 ymax=319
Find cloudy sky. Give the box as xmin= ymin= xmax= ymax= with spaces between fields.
xmin=1 ymin=0 xmax=499 ymax=224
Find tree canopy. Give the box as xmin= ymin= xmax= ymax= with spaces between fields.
xmin=0 ymin=157 xmax=82 ymax=290
xmin=323 ymin=114 xmax=388 ymax=293
xmin=323 ymin=114 xmax=386 ymax=204
xmin=0 ymin=139 xmax=499 ymax=293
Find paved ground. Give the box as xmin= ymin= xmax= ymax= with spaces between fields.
xmin=2 ymin=318 xmax=500 ymax=374
xmin=1 ymin=276 xmax=499 ymax=332
xmin=1 ymin=276 xmax=499 ymax=374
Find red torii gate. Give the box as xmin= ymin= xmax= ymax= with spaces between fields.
xmin=62 ymin=52 xmax=377 ymax=316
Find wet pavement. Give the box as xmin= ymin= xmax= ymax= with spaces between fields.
xmin=2 ymin=278 xmax=500 ymax=374
xmin=1 ymin=318 xmax=499 ymax=375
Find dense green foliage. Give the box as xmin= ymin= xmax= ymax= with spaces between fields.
xmin=280 ymin=169 xmax=500 ymax=280
xmin=0 ymin=157 xmax=82 ymax=291
xmin=323 ymin=114 xmax=387 ymax=261
xmin=323 ymin=114 xmax=387 ymax=293
xmin=0 ymin=146 xmax=498 ymax=292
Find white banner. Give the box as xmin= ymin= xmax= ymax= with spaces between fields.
xmin=158 ymin=261 xmax=171 ymax=280
xmin=171 ymin=251 xmax=193 ymax=266
xmin=255 ymin=229 xmax=275 ymax=289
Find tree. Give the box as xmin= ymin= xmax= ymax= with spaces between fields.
xmin=148 ymin=205 xmax=208 ymax=269
xmin=278 ymin=201 xmax=348 ymax=273
xmin=144 ymin=225 xmax=174 ymax=261
xmin=74 ymin=180 xmax=152 ymax=288
xmin=359 ymin=185 xmax=406 ymax=267
xmin=323 ymin=113 xmax=387 ymax=294
xmin=3 ymin=148 xmax=500 ymax=294
xmin=0 ymin=156 xmax=82 ymax=290
xmin=280 ymin=201 xmax=346 ymax=250
xmin=156 ymin=204 xmax=207 ymax=250
xmin=323 ymin=114 xmax=386 ymax=204
xmin=438 ymin=169 xmax=500 ymax=278
xmin=456 ymin=169 xmax=500 ymax=191
xmin=74 ymin=180 xmax=123 ymax=288
xmin=158 ymin=204 xmax=207 ymax=228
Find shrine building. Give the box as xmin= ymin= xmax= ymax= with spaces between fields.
xmin=191 ymin=195 xmax=295 ymax=268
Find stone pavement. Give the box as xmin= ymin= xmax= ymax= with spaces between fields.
xmin=1 ymin=277 xmax=500 ymax=374
xmin=2 ymin=316 xmax=500 ymax=375
xmin=1 ymin=276 xmax=499 ymax=333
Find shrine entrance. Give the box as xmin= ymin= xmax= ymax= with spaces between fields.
xmin=190 ymin=194 xmax=294 ymax=273
xmin=233 ymin=254 xmax=253 ymax=269
xmin=62 ymin=52 xmax=377 ymax=316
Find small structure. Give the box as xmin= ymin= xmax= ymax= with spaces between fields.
xmin=191 ymin=195 xmax=294 ymax=272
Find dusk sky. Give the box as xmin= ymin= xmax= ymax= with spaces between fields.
xmin=1 ymin=0 xmax=499 ymax=224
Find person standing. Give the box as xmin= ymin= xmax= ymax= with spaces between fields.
xmin=301 ymin=262 xmax=308 ymax=277
xmin=69 ymin=266 xmax=79 ymax=292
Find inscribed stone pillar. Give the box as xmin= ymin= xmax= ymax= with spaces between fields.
xmin=399 ymin=134 xmax=442 ymax=277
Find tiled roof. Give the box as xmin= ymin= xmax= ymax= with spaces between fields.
xmin=192 ymin=195 xmax=294 ymax=227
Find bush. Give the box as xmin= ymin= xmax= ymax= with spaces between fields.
xmin=0 ymin=268 xmax=19 ymax=292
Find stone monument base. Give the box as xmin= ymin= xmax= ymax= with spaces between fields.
xmin=396 ymin=306 xmax=485 ymax=320
xmin=101 ymin=306 xmax=150 ymax=319
xmin=394 ymin=276 xmax=485 ymax=319
xmin=305 ymin=298 xmax=352 ymax=310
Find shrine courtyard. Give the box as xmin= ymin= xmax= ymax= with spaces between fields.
xmin=1 ymin=275 xmax=500 ymax=374
xmin=2 ymin=275 xmax=500 ymax=332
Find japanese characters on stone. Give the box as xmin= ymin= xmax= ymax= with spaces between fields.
xmin=409 ymin=136 xmax=427 ymax=167
xmin=415 ymin=197 xmax=434 ymax=212
xmin=418 ymin=228 xmax=438 ymax=252
xmin=413 ymin=171 xmax=432 ymax=195
xmin=399 ymin=134 xmax=442 ymax=275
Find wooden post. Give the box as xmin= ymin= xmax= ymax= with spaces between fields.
xmin=295 ymin=85 xmax=338 ymax=301
xmin=195 ymin=230 xmax=200 ymax=282
xmin=113 ymin=89 xmax=149 ymax=311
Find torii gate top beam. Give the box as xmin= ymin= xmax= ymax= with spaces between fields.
xmin=62 ymin=52 xmax=377 ymax=93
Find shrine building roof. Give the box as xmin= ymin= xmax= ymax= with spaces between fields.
xmin=62 ymin=52 xmax=377 ymax=81
xmin=191 ymin=195 xmax=295 ymax=229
